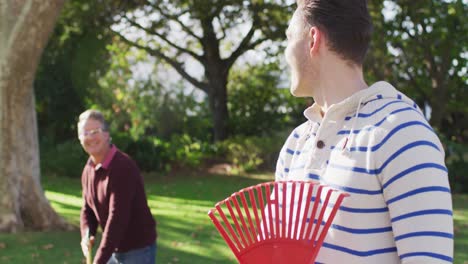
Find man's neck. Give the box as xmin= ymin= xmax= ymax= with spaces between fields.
xmin=313 ymin=57 xmax=368 ymax=113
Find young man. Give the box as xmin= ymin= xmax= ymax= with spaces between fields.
xmin=276 ymin=0 xmax=453 ymax=263
xmin=78 ymin=109 xmax=157 ymax=264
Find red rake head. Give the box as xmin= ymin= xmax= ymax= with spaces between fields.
xmin=208 ymin=181 xmax=349 ymax=264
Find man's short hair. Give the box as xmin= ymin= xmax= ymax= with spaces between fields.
xmin=78 ymin=109 xmax=110 ymax=132
xmin=299 ymin=0 xmax=373 ymax=65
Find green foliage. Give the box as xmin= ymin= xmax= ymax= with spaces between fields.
xmin=35 ymin=0 xmax=113 ymax=141
xmin=112 ymin=0 xmax=295 ymax=141
xmin=112 ymin=133 xmax=171 ymax=173
xmin=166 ymin=134 xmax=215 ymax=168
xmin=40 ymin=138 xmax=88 ymax=178
xmin=91 ymin=40 xmax=212 ymax=142
xmin=35 ymin=0 xmax=148 ymax=142
xmin=215 ymin=132 xmax=289 ymax=172
xmin=228 ymin=63 xmax=308 ymax=136
xmin=366 ymin=0 xmax=467 ymax=139
xmin=112 ymin=133 xmax=215 ymax=172
xmin=440 ymin=134 xmax=468 ymax=193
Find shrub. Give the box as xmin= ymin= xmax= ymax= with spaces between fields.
xmin=441 ymin=135 xmax=468 ymax=193
xmin=40 ymin=138 xmax=88 ymax=178
xmin=123 ymin=137 xmax=170 ymax=172
xmin=215 ymin=132 xmax=288 ymax=173
xmin=166 ymin=134 xmax=215 ymax=168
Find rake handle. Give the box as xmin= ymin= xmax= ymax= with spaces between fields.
xmin=87 ymin=242 xmax=92 ymax=264
xmin=85 ymin=228 xmax=93 ymax=264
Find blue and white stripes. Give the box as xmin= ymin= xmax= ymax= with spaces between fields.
xmin=275 ymin=81 xmax=453 ymax=263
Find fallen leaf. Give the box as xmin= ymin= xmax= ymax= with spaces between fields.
xmin=42 ymin=243 xmax=54 ymax=250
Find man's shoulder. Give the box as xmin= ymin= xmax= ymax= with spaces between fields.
xmin=110 ymin=150 xmax=139 ymax=171
xmin=361 ymin=96 xmax=428 ymax=126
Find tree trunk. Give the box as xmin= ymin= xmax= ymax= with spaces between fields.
xmin=429 ymin=80 xmax=447 ymax=130
xmin=207 ymin=74 xmax=229 ymax=142
xmin=0 ymin=0 xmax=71 ymax=232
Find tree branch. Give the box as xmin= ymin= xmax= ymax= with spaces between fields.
xmin=224 ymin=24 xmax=257 ymax=68
xmin=113 ymin=30 xmax=208 ymax=93
xmin=405 ymin=65 xmax=427 ymax=98
xmin=247 ymin=37 xmax=268 ymax=50
xmin=144 ymin=0 xmax=202 ymax=41
xmin=122 ymin=14 xmax=205 ymax=64
xmin=214 ymin=14 xmax=227 ymax=41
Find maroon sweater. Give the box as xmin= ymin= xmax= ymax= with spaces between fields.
xmin=80 ymin=146 xmax=157 ymax=264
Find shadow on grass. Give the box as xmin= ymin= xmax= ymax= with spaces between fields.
xmin=42 ymin=174 xmax=82 ymax=197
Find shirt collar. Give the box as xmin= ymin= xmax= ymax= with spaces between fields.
xmin=303 ymin=103 xmax=322 ymax=122
xmin=87 ymin=144 xmax=117 ymax=171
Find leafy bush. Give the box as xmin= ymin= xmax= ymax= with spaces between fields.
xmin=40 ymin=138 xmax=88 ymax=178
xmin=441 ymin=135 xmax=468 ymax=193
xmin=215 ymin=132 xmax=288 ymax=172
xmin=123 ymin=137 xmax=170 ymax=173
xmin=228 ymin=63 xmax=307 ymax=137
xmin=115 ymin=133 xmax=214 ymax=172
xmin=166 ymin=134 xmax=217 ymax=168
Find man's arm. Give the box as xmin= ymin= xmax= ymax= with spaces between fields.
xmin=377 ymin=113 xmax=453 ymax=263
xmin=80 ymin=202 xmax=98 ymax=238
xmin=80 ymin=168 xmax=98 ymax=259
xmin=80 ymin=167 xmax=98 ymax=239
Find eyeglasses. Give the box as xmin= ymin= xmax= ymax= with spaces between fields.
xmin=79 ymin=128 xmax=104 ymax=139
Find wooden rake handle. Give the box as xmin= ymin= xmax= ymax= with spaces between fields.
xmin=86 ymin=242 xmax=92 ymax=264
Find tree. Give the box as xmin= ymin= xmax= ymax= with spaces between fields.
xmin=35 ymin=0 xmax=147 ymax=142
xmin=228 ymin=62 xmax=308 ymax=136
xmin=113 ymin=0 xmax=294 ymax=141
xmin=366 ymin=0 xmax=467 ymax=141
xmin=91 ymin=40 xmax=212 ymax=141
xmin=0 ymin=0 xmax=70 ymax=231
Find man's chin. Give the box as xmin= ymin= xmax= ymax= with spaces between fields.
xmin=290 ymin=87 xmax=311 ymax=97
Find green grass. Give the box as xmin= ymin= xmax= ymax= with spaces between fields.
xmin=0 ymin=173 xmax=466 ymax=263
xmin=453 ymin=194 xmax=468 ymax=263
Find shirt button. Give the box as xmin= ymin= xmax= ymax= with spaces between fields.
xmin=317 ymin=140 xmax=325 ymax=149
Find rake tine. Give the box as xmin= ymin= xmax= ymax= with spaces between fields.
xmin=257 ymin=184 xmax=269 ymax=239
xmin=226 ymin=197 xmax=249 ymax=248
xmin=309 ymin=191 xmax=349 ymax=262
xmin=265 ymin=183 xmax=275 ymax=239
xmin=311 ymin=188 xmax=332 ymax=244
xmin=293 ymin=182 xmax=305 ymax=239
xmin=215 ymin=202 xmax=243 ymax=250
xmin=280 ymin=181 xmax=287 ymax=238
xmin=208 ymin=209 xmax=241 ymax=259
xmin=239 ymin=190 xmax=257 ymax=242
xmin=273 ymin=182 xmax=281 ymax=238
xmin=287 ymin=181 xmax=297 ymax=239
xmin=299 ymin=182 xmax=315 ymax=240
xmin=248 ymin=187 xmax=263 ymax=241
xmin=231 ymin=193 xmax=254 ymax=246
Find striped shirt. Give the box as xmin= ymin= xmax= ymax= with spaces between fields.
xmin=275 ymin=81 xmax=453 ymax=263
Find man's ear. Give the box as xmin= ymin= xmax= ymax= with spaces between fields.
xmin=309 ymin=26 xmax=322 ymax=56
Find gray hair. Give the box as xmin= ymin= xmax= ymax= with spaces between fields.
xmin=77 ymin=109 xmax=110 ymax=134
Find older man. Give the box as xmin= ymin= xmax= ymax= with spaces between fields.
xmin=78 ymin=109 xmax=157 ymax=264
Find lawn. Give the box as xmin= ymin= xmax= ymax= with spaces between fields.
xmin=0 ymin=172 xmax=466 ymax=264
